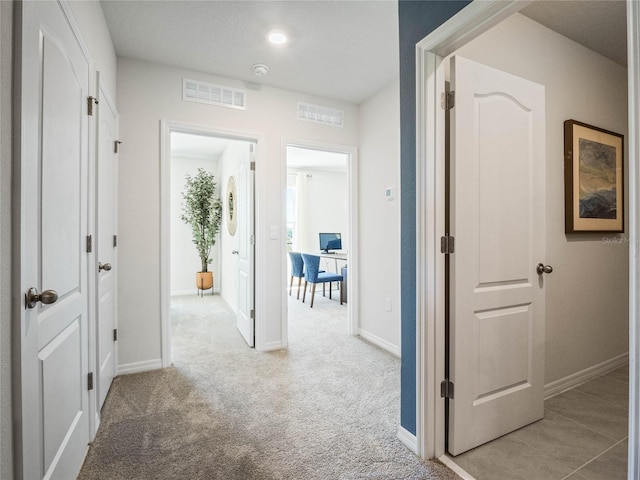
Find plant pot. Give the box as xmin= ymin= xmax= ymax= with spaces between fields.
xmin=196 ymin=271 xmax=213 ymax=291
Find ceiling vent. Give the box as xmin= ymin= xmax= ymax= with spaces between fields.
xmin=297 ymin=102 xmax=344 ymax=128
xmin=183 ymin=78 xmax=246 ymax=110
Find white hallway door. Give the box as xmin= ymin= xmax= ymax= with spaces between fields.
xmin=236 ymin=144 xmax=256 ymax=347
xmin=96 ymin=79 xmax=119 ymax=411
xmin=448 ymin=56 xmax=547 ymax=456
xmin=18 ymin=1 xmax=92 ymax=478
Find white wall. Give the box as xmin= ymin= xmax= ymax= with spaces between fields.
xmin=117 ymin=58 xmax=359 ymax=363
xmin=288 ymin=167 xmax=349 ymax=256
xmin=0 ymin=2 xmax=12 ymax=477
xmin=68 ymin=0 xmax=117 ymax=102
xmin=357 ymin=80 xmax=401 ymax=355
xmin=219 ymin=141 xmax=248 ymax=311
xmin=170 ymin=156 xmax=221 ymax=295
xmin=454 ymin=13 xmax=629 ymax=384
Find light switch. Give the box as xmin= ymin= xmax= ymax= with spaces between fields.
xmin=385 ymin=187 xmax=395 ymax=201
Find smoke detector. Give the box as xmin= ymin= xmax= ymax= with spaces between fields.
xmin=252 ymin=64 xmax=269 ymax=77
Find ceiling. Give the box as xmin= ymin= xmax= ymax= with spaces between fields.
xmin=101 ymin=0 xmax=626 ymax=114
xmin=100 ymin=0 xmax=399 ymax=105
xmin=520 ymin=1 xmax=627 ymax=66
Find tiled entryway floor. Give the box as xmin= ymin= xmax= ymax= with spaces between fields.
xmin=451 ymin=365 xmax=628 ymax=480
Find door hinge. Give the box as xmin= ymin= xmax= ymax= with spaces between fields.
xmin=113 ymin=328 xmax=118 ymax=341
xmin=442 ymin=91 xmax=455 ymax=111
xmin=88 ymin=372 xmax=94 ymax=391
xmin=440 ymin=234 xmax=455 ymax=255
xmin=113 ymin=235 xmax=118 ymax=248
xmin=441 ymin=379 xmax=454 ymax=399
xmin=250 ymin=234 xmax=255 ymax=245
xmin=250 ymin=309 xmax=255 ymax=319
xmin=86 ymin=235 xmax=93 ymax=253
xmin=114 ymin=140 xmax=122 ymax=154
xmin=250 ymin=161 xmax=255 ymax=171
xmin=87 ymin=96 xmax=98 ymax=116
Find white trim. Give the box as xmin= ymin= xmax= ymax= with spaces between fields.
xmin=281 ymin=138 xmax=359 ymax=344
xmin=260 ymin=340 xmax=284 ymax=352
xmin=170 ymin=289 xmax=202 ymax=297
xmin=438 ymin=455 xmax=477 ymax=480
xmin=160 ymin=120 xmax=264 ymax=362
xmin=414 ymin=0 xmax=569 ymax=460
xmin=544 ymin=353 xmax=629 ymax=400
xmin=627 ymin=1 xmax=640 ymax=477
xmin=117 ymin=359 xmax=163 ymax=375
xmin=358 ymin=329 xmax=400 ymax=357
xmin=397 ymin=426 xmax=418 ymax=454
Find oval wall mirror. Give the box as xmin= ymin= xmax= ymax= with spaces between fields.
xmin=227 ymin=176 xmax=237 ymax=236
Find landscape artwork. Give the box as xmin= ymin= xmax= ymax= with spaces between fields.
xmin=578 ymin=138 xmax=617 ymax=219
xmin=564 ymin=120 xmax=624 ymax=233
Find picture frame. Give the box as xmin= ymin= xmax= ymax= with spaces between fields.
xmin=564 ymin=119 xmax=624 ymax=233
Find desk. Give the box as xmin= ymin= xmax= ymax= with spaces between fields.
xmin=318 ymin=252 xmax=348 ymax=273
xmin=317 ymin=252 xmax=348 ymax=303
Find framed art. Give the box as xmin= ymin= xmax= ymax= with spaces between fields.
xmin=564 ymin=119 xmax=624 ymax=233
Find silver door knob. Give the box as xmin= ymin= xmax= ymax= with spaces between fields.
xmin=25 ymin=288 xmax=58 ymax=309
xmin=231 ymin=250 xmax=239 ymax=255
xmin=98 ymin=262 xmax=112 ymax=272
xmin=536 ymin=263 xmax=553 ymax=275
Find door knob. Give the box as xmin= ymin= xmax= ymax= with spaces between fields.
xmin=232 ymin=250 xmax=239 ymax=255
xmin=98 ymin=262 xmax=112 ymax=272
xmin=536 ymin=263 xmax=553 ymax=275
xmin=25 ymin=288 xmax=58 ymax=309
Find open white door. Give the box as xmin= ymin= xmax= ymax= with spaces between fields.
xmin=236 ymin=144 xmax=255 ymax=346
xmin=448 ymin=56 xmax=546 ymax=456
xmin=96 ymin=78 xmax=118 ymax=411
xmin=17 ymin=1 xmax=91 ymax=477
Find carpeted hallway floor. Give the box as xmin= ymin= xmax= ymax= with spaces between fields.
xmin=78 ymin=293 xmax=460 ymax=480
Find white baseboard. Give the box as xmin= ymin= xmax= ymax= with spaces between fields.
xmin=117 ymin=359 xmax=163 ymax=375
xmin=439 ymin=455 xmax=477 ymax=480
xmin=358 ymin=328 xmax=400 ymax=357
xmin=397 ymin=426 xmax=418 ymax=454
xmin=259 ymin=340 xmax=283 ymax=352
xmin=171 ymin=289 xmax=220 ymax=296
xmin=544 ymin=352 xmax=629 ymax=399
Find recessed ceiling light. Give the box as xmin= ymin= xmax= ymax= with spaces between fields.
xmin=267 ymin=30 xmax=288 ymax=45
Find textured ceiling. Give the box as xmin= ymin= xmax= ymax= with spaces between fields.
xmin=521 ymin=0 xmax=627 ymax=66
xmin=100 ymin=0 xmax=399 ymax=105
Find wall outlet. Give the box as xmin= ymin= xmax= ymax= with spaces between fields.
xmin=385 ymin=297 xmax=392 ymax=312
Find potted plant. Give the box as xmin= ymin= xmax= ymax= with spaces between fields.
xmin=180 ymin=168 xmax=223 ymax=292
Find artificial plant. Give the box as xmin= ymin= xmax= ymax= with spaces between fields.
xmin=180 ymin=168 xmax=223 ymax=273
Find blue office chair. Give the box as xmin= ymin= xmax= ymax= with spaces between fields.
xmin=301 ymin=253 xmax=344 ymax=308
xmin=288 ymin=251 xmax=305 ymax=299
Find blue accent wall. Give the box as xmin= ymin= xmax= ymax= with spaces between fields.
xmin=399 ymin=0 xmax=471 ymax=436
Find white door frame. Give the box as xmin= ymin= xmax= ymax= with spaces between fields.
xmin=159 ymin=120 xmax=264 ymax=363
xmin=280 ymin=138 xmax=359 ymax=345
xmin=414 ymin=1 xmax=640 ymax=472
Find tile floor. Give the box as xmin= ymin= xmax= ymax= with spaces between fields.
xmin=451 ymin=365 xmax=629 ymax=480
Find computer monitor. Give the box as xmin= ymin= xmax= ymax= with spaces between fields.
xmin=319 ymin=232 xmax=342 ymax=253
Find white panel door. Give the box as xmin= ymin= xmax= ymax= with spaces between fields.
xmin=448 ymin=56 xmax=546 ymax=456
xmin=96 ymin=79 xmax=118 ymax=411
xmin=19 ymin=1 xmax=91 ymax=478
xmin=236 ymin=144 xmax=255 ymax=347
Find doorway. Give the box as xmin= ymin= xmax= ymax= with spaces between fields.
xmin=282 ymin=140 xmax=359 ymax=346
xmin=413 ymin=0 xmax=634 ymax=471
xmin=160 ymin=122 xmax=257 ymax=364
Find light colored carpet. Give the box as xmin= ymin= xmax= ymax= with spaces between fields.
xmin=78 ymin=293 xmax=460 ymax=480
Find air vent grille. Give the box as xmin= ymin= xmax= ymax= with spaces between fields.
xmin=183 ymin=78 xmax=246 ymax=110
xmin=297 ymin=102 xmax=344 ymax=128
